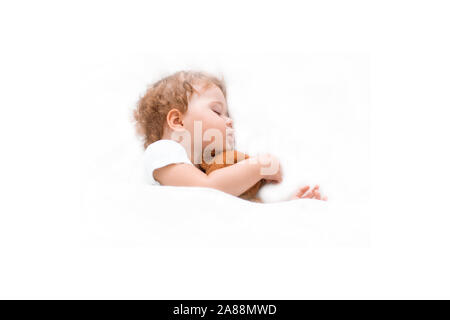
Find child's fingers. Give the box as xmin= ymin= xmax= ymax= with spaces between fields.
xmin=306 ymin=185 xmax=319 ymax=199
xmin=298 ymin=186 xmax=309 ymax=197
xmin=304 ymin=191 xmax=314 ymax=198
xmin=296 ymin=185 xmax=310 ymax=197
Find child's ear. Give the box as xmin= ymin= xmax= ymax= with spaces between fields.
xmin=166 ymin=108 xmax=184 ymax=130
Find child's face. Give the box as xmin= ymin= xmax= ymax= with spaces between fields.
xmin=182 ymin=84 xmax=234 ymax=153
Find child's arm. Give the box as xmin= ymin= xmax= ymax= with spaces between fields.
xmin=153 ymin=156 xmax=282 ymax=197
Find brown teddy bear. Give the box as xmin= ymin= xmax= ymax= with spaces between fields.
xmin=200 ymin=150 xmax=266 ymax=202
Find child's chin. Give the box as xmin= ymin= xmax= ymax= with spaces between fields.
xmin=225 ymin=136 xmax=235 ymax=150
xmin=225 ymin=144 xmax=235 ymax=151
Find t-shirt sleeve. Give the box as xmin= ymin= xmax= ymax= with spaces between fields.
xmin=143 ymin=139 xmax=193 ymax=185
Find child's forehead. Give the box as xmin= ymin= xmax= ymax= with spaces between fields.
xmin=191 ymin=83 xmax=229 ymax=116
xmin=194 ymin=83 xmax=226 ymax=102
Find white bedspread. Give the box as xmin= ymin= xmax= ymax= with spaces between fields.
xmin=81 ymin=179 xmax=369 ymax=248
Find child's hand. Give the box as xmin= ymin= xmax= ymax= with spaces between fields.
xmin=256 ymin=153 xmax=283 ymax=183
xmin=291 ymin=185 xmax=327 ymax=201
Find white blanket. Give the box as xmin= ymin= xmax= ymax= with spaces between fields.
xmin=81 ymin=179 xmax=369 ymax=248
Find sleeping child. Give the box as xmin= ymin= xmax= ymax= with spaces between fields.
xmin=133 ymin=70 xmax=327 ymax=202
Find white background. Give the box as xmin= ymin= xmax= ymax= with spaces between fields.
xmin=1 ymin=0 xmax=449 ymax=299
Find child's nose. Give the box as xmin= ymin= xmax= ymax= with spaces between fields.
xmin=226 ymin=118 xmax=233 ymax=128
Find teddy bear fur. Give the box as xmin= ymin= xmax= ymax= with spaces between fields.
xmin=200 ymin=150 xmax=266 ymax=202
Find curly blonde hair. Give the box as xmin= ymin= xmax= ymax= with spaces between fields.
xmin=133 ymin=70 xmax=227 ymax=149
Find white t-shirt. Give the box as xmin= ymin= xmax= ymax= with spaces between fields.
xmin=143 ymin=139 xmax=194 ymax=185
